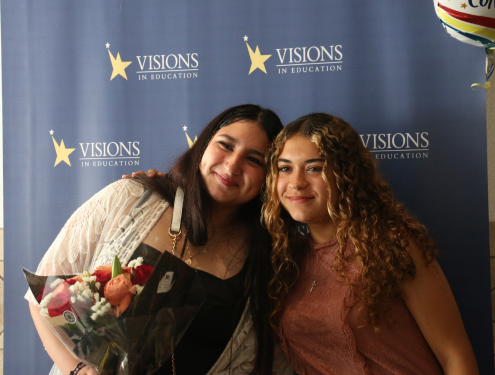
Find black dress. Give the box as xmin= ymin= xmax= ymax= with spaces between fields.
xmin=130 ymin=243 xmax=247 ymax=375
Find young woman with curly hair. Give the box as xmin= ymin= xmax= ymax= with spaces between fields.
xmin=262 ymin=113 xmax=478 ymax=375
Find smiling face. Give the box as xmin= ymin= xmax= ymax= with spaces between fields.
xmin=199 ymin=120 xmax=269 ymax=209
xmin=276 ymin=134 xmax=339 ymax=227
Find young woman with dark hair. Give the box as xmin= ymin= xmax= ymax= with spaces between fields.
xmin=27 ymin=104 xmax=292 ymax=375
xmin=262 ymin=113 xmax=478 ymax=375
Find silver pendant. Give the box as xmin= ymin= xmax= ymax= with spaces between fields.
xmin=310 ymin=281 xmax=316 ymax=292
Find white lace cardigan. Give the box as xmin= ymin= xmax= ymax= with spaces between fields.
xmin=25 ymin=179 xmax=292 ymax=375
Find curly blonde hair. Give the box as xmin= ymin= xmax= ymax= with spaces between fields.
xmin=262 ymin=113 xmax=438 ymax=332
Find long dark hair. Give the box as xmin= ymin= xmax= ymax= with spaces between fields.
xmin=135 ymin=104 xmax=283 ymax=374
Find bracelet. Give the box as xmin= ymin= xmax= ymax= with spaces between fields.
xmin=69 ymin=362 xmax=87 ymax=375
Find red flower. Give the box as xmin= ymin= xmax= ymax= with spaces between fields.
xmin=47 ymin=291 xmax=73 ymax=317
xmin=92 ymin=270 xmax=112 ymax=289
xmin=133 ymin=265 xmax=154 ymax=285
xmin=65 ymin=276 xmax=79 ymax=286
xmin=92 ymin=265 xmax=131 ymax=291
xmin=36 ymin=287 xmax=46 ymax=303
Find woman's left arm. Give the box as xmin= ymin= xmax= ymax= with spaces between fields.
xmin=402 ymin=240 xmax=479 ymax=375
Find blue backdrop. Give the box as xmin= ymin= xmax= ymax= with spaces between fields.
xmin=2 ymin=1 xmax=493 ymax=373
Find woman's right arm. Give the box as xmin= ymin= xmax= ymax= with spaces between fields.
xmin=30 ymin=303 xmax=99 ymax=375
xmin=28 ymin=180 xmax=144 ymax=375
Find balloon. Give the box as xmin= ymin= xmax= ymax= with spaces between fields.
xmin=434 ymin=0 xmax=495 ymax=85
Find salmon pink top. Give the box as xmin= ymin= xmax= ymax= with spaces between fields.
xmin=279 ymin=238 xmax=443 ymax=375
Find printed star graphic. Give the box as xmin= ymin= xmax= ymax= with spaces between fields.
xmin=246 ymin=43 xmax=271 ymax=74
xmin=49 ymin=129 xmax=54 ymax=135
xmin=461 ymin=2 xmax=467 ymax=8
xmin=243 ymin=36 xmax=248 ymax=42
xmin=52 ymin=136 xmax=75 ymax=167
xmin=183 ymin=126 xmax=188 ymax=131
xmin=185 ymin=132 xmax=198 ymax=148
xmin=106 ymin=42 xmax=110 ymax=49
xmin=108 ymin=50 xmax=132 ymax=80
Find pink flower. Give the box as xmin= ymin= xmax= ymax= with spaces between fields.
xmin=47 ymin=291 xmax=72 ymax=317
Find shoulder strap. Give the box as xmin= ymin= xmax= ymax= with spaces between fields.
xmin=170 ymin=187 xmax=184 ymax=233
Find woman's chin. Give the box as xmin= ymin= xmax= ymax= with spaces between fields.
xmin=285 ymin=211 xmax=309 ymax=224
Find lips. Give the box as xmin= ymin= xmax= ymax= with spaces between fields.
xmin=215 ymin=172 xmax=238 ymax=187
xmin=288 ymin=196 xmax=314 ymax=204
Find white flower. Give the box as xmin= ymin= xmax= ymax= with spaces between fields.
xmin=94 ymin=293 xmax=100 ymax=302
xmin=40 ymin=293 xmax=55 ymax=308
xmin=101 ymin=298 xmax=106 ymax=303
xmin=128 ymin=257 xmax=143 ymax=268
xmin=70 ymin=297 xmax=76 ymax=304
xmin=95 ymin=282 xmax=101 ymax=290
xmin=69 ymin=285 xmax=76 ymax=293
xmin=135 ymin=285 xmax=144 ymax=295
xmin=77 ymin=295 xmax=86 ymax=303
xmin=89 ymin=297 xmax=113 ymax=319
xmin=82 ymin=289 xmax=93 ymax=299
xmin=50 ymin=279 xmax=65 ymax=289
xmin=90 ymin=276 xmax=97 ymax=282
xmin=40 ymin=308 xmax=49 ymax=317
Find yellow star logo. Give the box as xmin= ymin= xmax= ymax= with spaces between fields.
xmin=461 ymin=2 xmax=467 ymax=8
xmin=185 ymin=133 xmax=197 ymax=148
xmin=52 ymin=135 xmax=75 ymax=167
xmin=183 ymin=126 xmax=197 ymax=148
xmin=108 ymin=50 xmax=132 ymax=80
xmin=246 ymin=42 xmax=271 ymax=74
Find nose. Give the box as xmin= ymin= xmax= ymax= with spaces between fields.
xmin=288 ymin=169 xmax=307 ymax=190
xmin=224 ymin=152 xmax=242 ymax=175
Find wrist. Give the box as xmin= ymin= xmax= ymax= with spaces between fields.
xmin=69 ymin=362 xmax=87 ymax=375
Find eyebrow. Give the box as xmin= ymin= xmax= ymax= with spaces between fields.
xmin=217 ymin=134 xmax=266 ymax=159
xmin=277 ymin=158 xmax=326 ymax=163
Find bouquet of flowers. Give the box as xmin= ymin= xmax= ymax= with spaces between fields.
xmin=24 ymin=250 xmax=205 ymax=375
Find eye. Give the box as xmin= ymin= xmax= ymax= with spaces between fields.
xmin=308 ymin=165 xmax=323 ymax=172
xmin=247 ymin=156 xmax=263 ymax=166
xmin=218 ymin=141 xmax=233 ymax=151
xmin=278 ymin=165 xmax=291 ymax=172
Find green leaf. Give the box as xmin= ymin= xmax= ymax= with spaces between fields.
xmin=112 ymin=256 xmax=124 ymax=278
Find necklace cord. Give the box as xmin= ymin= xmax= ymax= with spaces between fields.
xmin=180 ymin=233 xmax=188 ymax=258
xmin=310 ymin=241 xmax=337 ymax=292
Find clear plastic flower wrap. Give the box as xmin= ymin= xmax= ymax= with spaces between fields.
xmin=24 ymin=247 xmax=205 ymax=375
